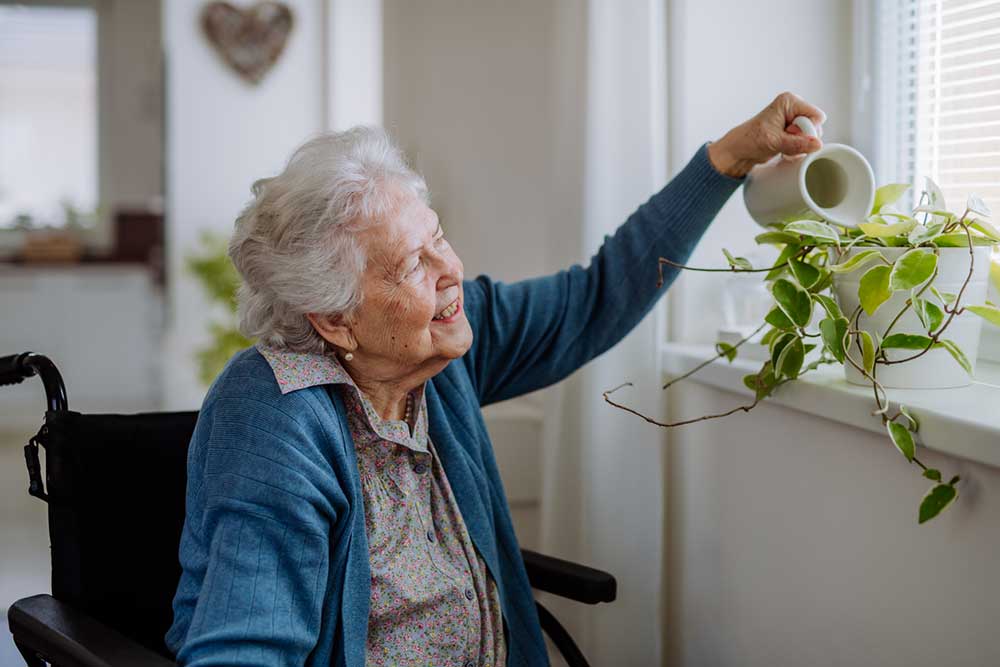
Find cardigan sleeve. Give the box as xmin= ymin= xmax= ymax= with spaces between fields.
xmin=170 ymin=395 xmax=336 ymax=667
xmin=461 ymin=144 xmax=743 ymax=406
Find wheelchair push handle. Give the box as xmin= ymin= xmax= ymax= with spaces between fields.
xmin=0 ymin=352 xmax=68 ymax=412
xmin=0 ymin=353 xmax=34 ymax=386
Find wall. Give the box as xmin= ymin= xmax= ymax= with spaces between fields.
xmin=667 ymin=383 xmax=1000 ymax=666
xmin=665 ymin=0 xmax=853 ymax=345
xmin=162 ymin=0 xmax=325 ymax=409
xmin=658 ymin=2 xmax=1000 ymax=665
xmin=381 ymin=0 xmax=557 ymax=558
xmin=383 ymin=1 xmax=670 ymax=663
xmin=97 ymin=0 xmax=163 ymax=248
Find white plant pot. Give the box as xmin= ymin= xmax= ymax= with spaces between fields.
xmin=830 ymin=245 xmax=991 ymax=389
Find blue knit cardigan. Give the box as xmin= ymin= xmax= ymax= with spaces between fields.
xmin=165 ymin=145 xmax=741 ymax=666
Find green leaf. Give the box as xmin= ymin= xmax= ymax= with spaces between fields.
xmin=770 ymin=332 xmax=795 ymax=368
xmin=783 ymin=220 xmax=840 ymax=245
xmin=969 ymin=218 xmax=1000 ymax=242
xmin=760 ymin=327 xmax=779 ymax=346
xmin=723 ymin=248 xmax=753 ymax=270
xmin=774 ymin=336 xmax=805 ymax=379
xmin=923 ymin=468 xmax=942 ymax=482
xmin=765 ymin=306 xmax=795 ymax=330
xmin=900 ymin=405 xmax=920 ymax=432
xmin=789 ymin=258 xmax=821 ymax=289
xmin=859 ymin=331 xmax=876 ymax=375
xmin=858 ymin=265 xmax=893 ymax=315
xmin=743 ymin=361 xmax=777 ymax=400
xmin=924 ymin=176 xmax=946 ymax=210
xmin=907 ymin=220 xmax=946 ymax=245
xmin=812 ymin=293 xmax=843 ymax=320
xmin=819 ymin=316 xmax=849 ymax=363
xmin=938 ymin=339 xmax=972 ymax=375
xmin=887 ymin=421 xmax=916 ymax=462
xmin=889 ymin=249 xmax=938 ymax=291
xmin=881 ymin=333 xmax=934 ymax=350
xmin=913 ymin=206 xmax=954 ymax=219
xmin=715 ymin=341 xmax=738 ymax=362
xmin=872 ymin=183 xmax=911 ymax=214
xmin=965 ymin=304 xmax=1000 ymax=327
xmin=929 ymin=286 xmax=956 ymax=306
xmin=858 ymin=217 xmax=918 ymax=238
xmin=933 ymin=232 xmax=997 ymax=247
xmin=919 ymin=483 xmax=958 ymax=524
xmin=771 ymin=279 xmax=813 ymax=327
xmin=766 ymin=244 xmax=801 ymax=281
xmin=830 ymin=249 xmax=883 ymax=274
xmin=967 ymin=193 xmax=992 ymax=218
xmin=913 ymin=297 xmax=944 ymax=333
xmin=949 ymin=475 xmax=961 ymax=486
xmin=755 ymin=231 xmax=802 ymax=245
xmin=715 ymin=341 xmax=737 ymax=363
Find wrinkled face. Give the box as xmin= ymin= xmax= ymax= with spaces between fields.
xmin=347 ymin=188 xmax=473 ymax=381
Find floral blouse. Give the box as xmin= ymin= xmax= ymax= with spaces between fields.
xmin=256 ymin=343 xmax=506 ymax=667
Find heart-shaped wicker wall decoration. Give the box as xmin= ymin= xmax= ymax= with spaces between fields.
xmin=201 ymin=1 xmax=294 ymax=85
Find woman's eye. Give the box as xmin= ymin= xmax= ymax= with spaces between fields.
xmin=407 ymin=259 xmax=424 ymax=278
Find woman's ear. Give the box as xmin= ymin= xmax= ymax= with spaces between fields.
xmin=306 ymin=313 xmax=357 ymax=351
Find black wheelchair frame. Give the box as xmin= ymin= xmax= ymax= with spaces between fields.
xmin=2 ymin=351 xmax=616 ymax=666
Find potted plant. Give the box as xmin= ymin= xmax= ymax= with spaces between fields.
xmin=607 ymin=179 xmax=1000 ymax=523
xmin=186 ymin=231 xmax=254 ymax=385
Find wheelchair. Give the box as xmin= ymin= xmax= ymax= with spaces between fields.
xmin=1 ymin=351 xmax=616 ymax=666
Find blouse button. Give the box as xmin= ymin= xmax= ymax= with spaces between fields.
xmin=426 ymin=529 xmax=435 ymax=543
xmin=413 ymin=462 xmax=427 ymax=474
xmin=464 ymin=588 xmax=474 ymax=601
xmin=464 ymin=662 xmax=475 ymax=667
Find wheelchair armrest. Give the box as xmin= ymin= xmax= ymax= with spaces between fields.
xmin=520 ymin=549 xmax=617 ymax=604
xmin=8 ymin=594 xmax=176 ymax=667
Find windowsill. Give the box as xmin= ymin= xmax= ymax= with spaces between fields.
xmin=661 ymin=342 xmax=1000 ymax=470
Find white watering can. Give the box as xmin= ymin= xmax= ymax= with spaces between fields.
xmin=743 ymin=116 xmax=876 ymax=228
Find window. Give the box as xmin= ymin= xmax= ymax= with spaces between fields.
xmin=0 ymin=4 xmax=98 ymax=231
xmin=859 ymin=0 xmax=1000 ymax=362
xmin=916 ymin=0 xmax=1000 ymax=211
xmin=866 ymin=0 xmax=1000 ymax=208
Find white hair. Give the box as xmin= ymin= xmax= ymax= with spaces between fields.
xmin=229 ymin=126 xmax=429 ymax=354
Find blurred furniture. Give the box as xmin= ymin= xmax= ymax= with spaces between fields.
xmin=0 ymin=266 xmax=162 ymax=430
xmin=1 ymin=353 xmax=617 ymax=667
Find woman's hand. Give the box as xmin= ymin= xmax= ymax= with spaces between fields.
xmin=707 ymin=91 xmax=827 ymax=179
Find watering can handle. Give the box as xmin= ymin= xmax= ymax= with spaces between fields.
xmin=792 ymin=115 xmax=819 ymax=138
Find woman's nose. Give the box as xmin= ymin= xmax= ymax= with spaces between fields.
xmin=434 ymin=249 xmax=463 ymax=282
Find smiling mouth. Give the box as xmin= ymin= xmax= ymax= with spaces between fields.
xmin=432 ymin=298 xmax=461 ymax=322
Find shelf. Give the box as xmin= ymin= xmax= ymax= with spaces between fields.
xmin=661 ymin=342 xmax=1000 ymax=470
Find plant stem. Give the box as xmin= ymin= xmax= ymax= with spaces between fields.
xmin=656 ymin=248 xmax=807 ymax=285
xmin=882 ymin=222 xmax=976 ymax=366
xmin=661 ymin=322 xmax=767 ymax=390
xmin=880 ymin=265 xmax=939 ymax=341
xmin=603 ymin=382 xmax=764 ymax=428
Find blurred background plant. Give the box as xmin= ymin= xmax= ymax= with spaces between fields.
xmin=185 ymin=231 xmax=253 ymax=385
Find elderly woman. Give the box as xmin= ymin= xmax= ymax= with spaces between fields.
xmin=166 ymin=91 xmax=824 ymax=666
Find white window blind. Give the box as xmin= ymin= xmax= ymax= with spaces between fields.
xmin=916 ymin=0 xmax=1000 ymax=213
xmin=877 ymin=0 xmax=1000 ymax=210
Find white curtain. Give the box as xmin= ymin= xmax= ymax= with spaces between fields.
xmin=540 ymin=0 xmax=669 ymax=663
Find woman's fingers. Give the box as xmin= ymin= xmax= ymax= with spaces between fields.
xmin=707 ymin=92 xmax=826 ymax=177
xmin=776 ymin=91 xmax=826 ymax=127
xmin=777 ymin=131 xmax=821 ymax=156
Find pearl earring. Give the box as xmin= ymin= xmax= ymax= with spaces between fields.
xmin=344 ymin=352 xmax=354 ymax=361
